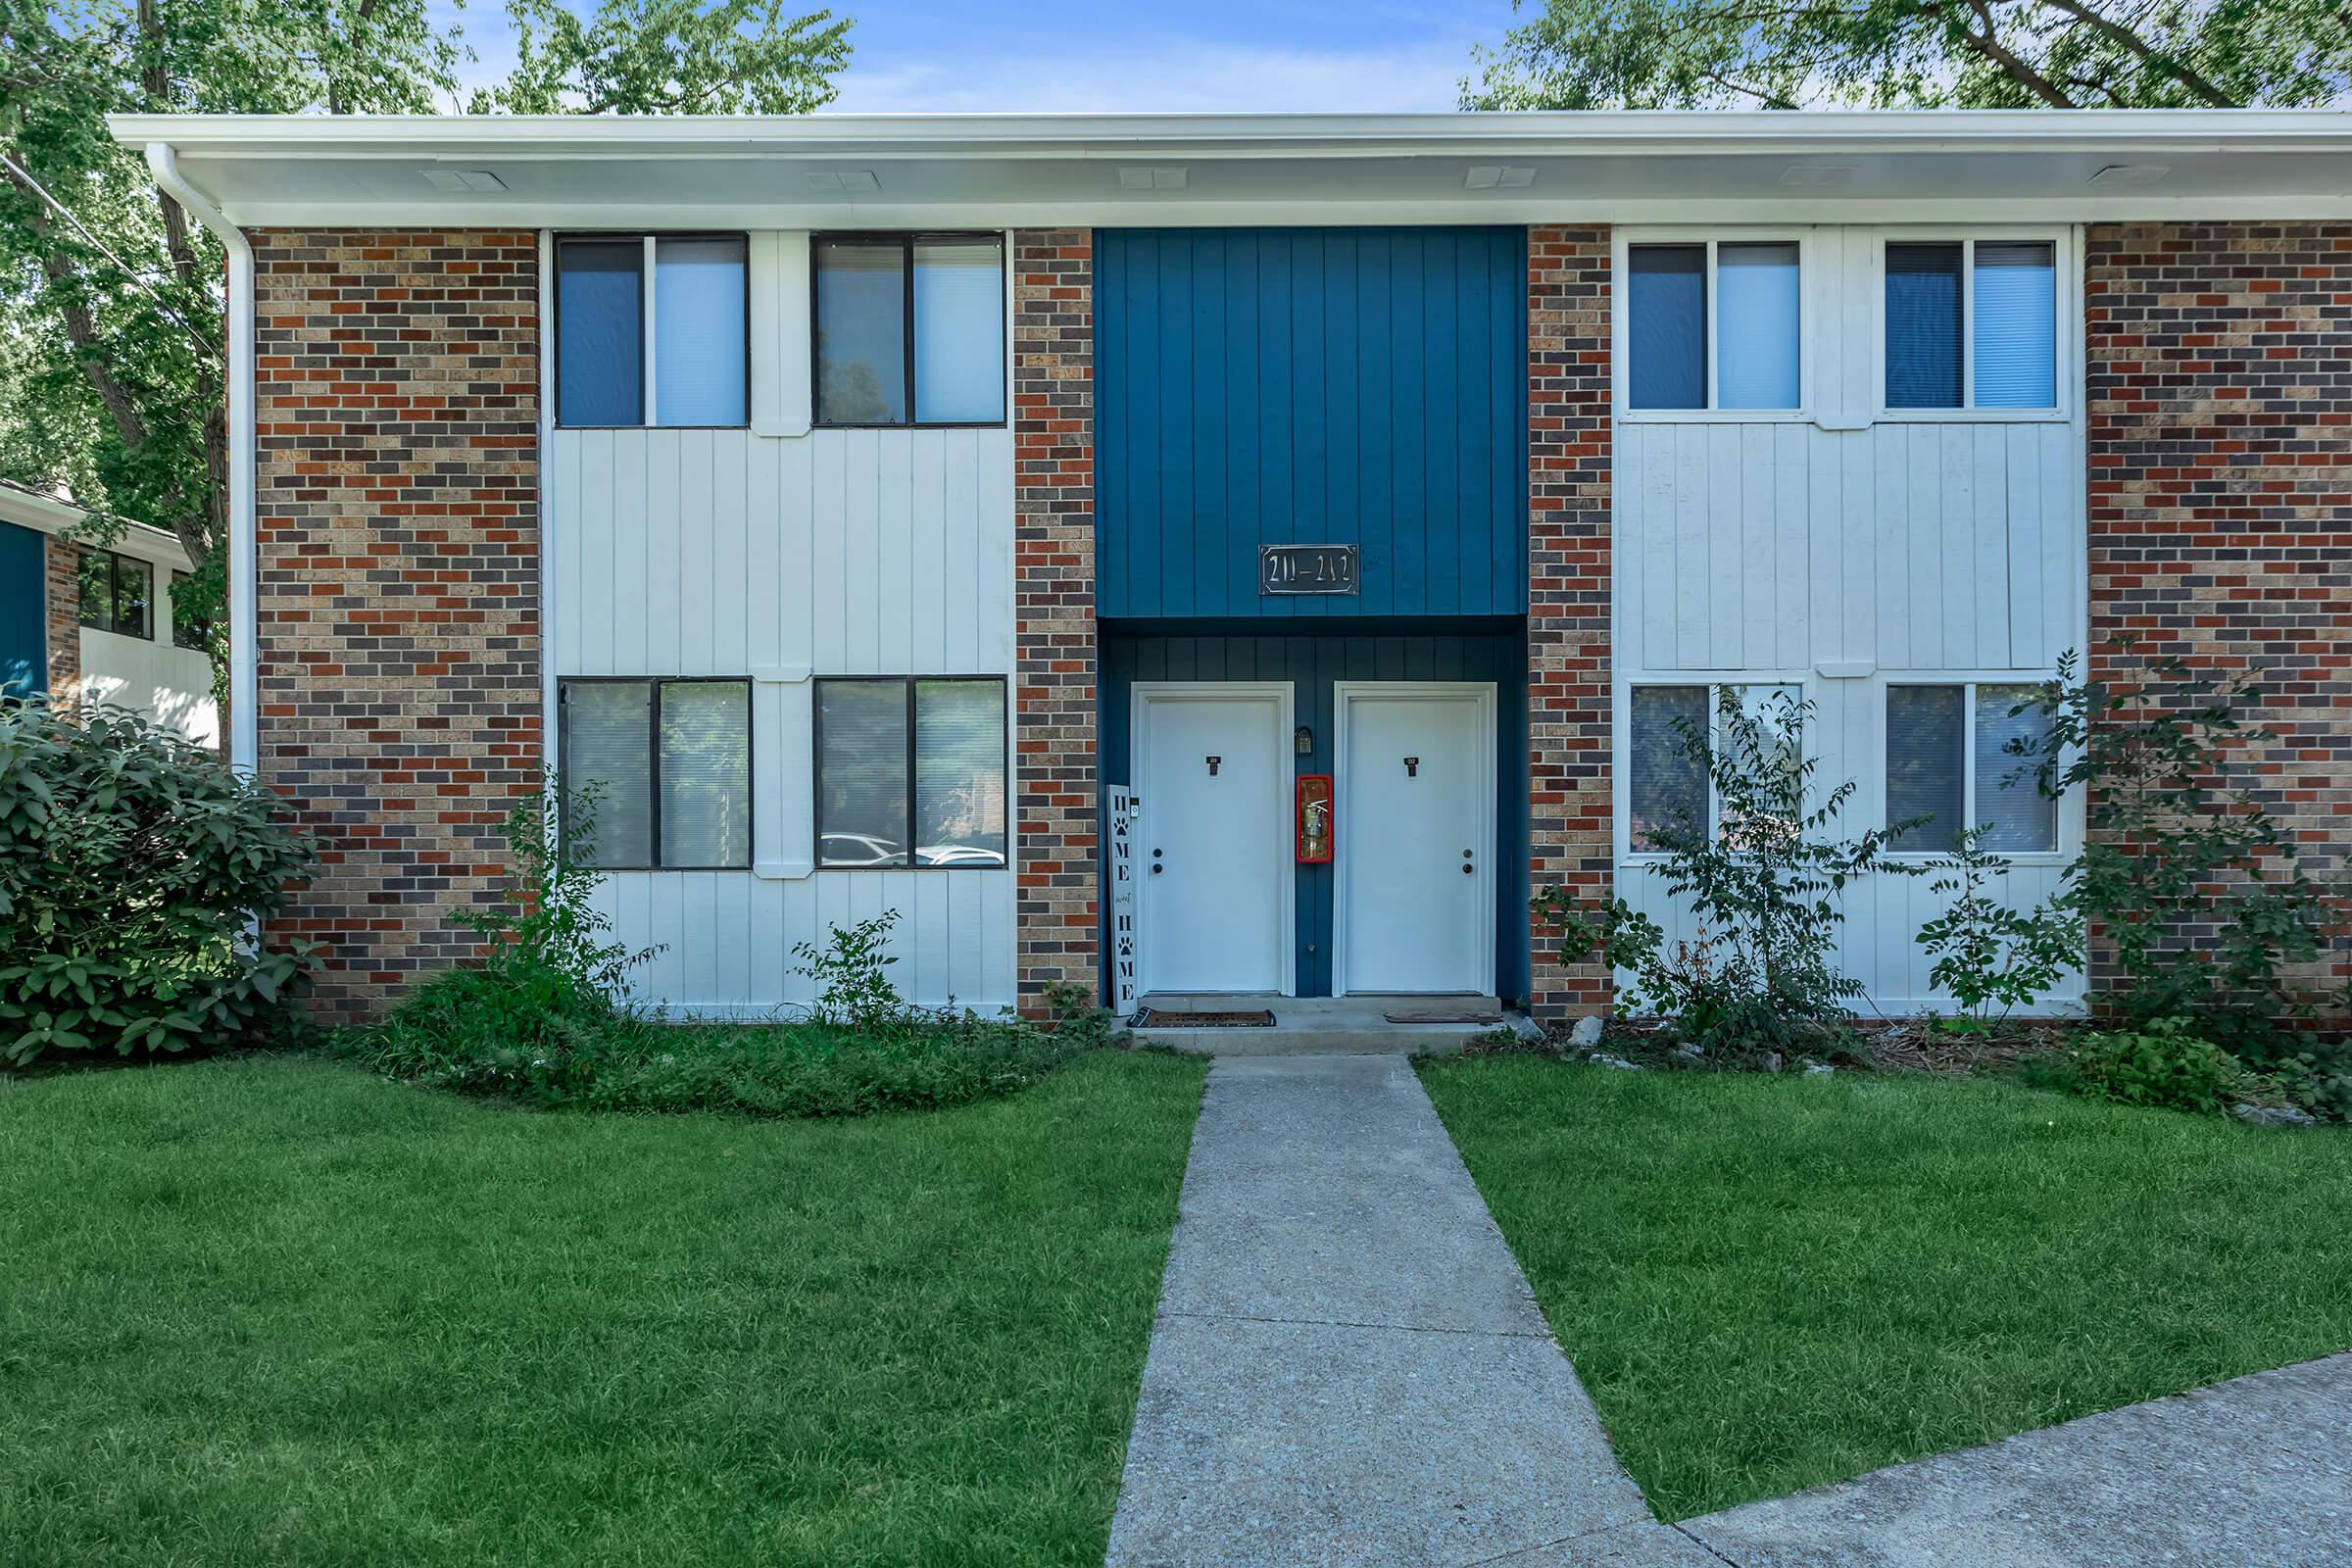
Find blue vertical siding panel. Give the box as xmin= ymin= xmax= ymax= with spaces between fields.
xmin=1098 ymin=227 xmax=1527 ymax=620
xmin=0 ymin=520 xmax=47 ymax=698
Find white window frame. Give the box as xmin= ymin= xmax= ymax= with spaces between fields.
xmin=1881 ymin=675 xmax=2071 ymax=862
xmin=1619 ymin=677 xmax=1807 ymax=861
xmin=1872 ymin=227 xmax=2073 ymax=423
xmin=1614 ymin=228 xmax=1814 ymax=422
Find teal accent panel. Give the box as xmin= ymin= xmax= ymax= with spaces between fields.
xmin=1097 ymin=228 xmax=1529 ymax=619
xmin=0 ymin=520 xmax=45 ymax=699
xmin=1101 ymin=627 xmax=1530 ymax=1003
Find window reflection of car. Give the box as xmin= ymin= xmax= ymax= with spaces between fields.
xmin=819 ymin=832 xmax=902 ymax=865
xmin=917 ymin=844 xmax=1005 ymax=867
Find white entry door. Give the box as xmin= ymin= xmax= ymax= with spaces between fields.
xmin=1336 ymin=684 xmax=1495 ymax=996
xmin=1134 ymin=683 xmax=1294 ymax=996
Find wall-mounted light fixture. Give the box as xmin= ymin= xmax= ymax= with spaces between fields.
xmin=1295 ymin=725 xmax=1314 ymax=756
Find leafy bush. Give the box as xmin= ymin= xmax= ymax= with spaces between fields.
xmin=2009 ymin=646 xmax=2344 ymax=1022
xmin=1537 ymin=688 xmax=1913 ymax=1062
xmin=0 ymin=701 xmax=313 ymax=1064
xmin=2070 ymin=1017 xmax=2244 ymax=1115
xmin=348 ymin=784 xmax=1081 ymax=1116
xmin=1914 ymin=825 xmax=2080 ymax=1034
xmin=792 ymin=908 xmax=905 ymax=1030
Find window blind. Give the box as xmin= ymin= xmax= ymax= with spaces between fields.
xmin=658 ymin=681 xmax=751 ymax=867
xmin=1630 ymin=686 xmax=1708 ymax=849
xmin=1972 ymin=242 xmax=2057 ymax=409
xmin=653 ymin=238 xmax=748 ymax=427
xmin=1716 ymin=242 xmax=1799 ymax=409
xmin=814 ymin=240 xmax=908 ymax=425
xmin=1628 ymin=245 xmax=1706 ymax=410
xmin=1974 ymin=685 xmax=2057 ymax=851
xmin=912 ymin=239 xmax=1005 ymax=424
xmin=1886 ymin=243 xmax=1964 ymax=409
xmin=1886 ymin=685 xmax=1965 ymax=852
xmin=564 ymin=681 xmax=654 ymax=867
xmin=817 ymin=679 xmax=910 ymax=865
xmin=913 ymin=679 xmax=1007 ymax=865
xmin=557 ymin=239 xmax=644 ymax=426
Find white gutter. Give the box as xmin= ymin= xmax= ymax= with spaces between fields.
xmin=143 ymin=142 xmax=256 ymax=777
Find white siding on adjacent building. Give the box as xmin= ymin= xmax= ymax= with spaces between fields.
xmin=1613 ymin=225 xmax=2086 ymax=1013
xmin=547 ymin=231 xmax=1016 ymax=1016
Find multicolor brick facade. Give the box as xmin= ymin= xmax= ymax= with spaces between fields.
xmin=1010 ymin=229 xmax=1101 ymax=1012
xmin=251 ymin=230 xmax=542 ymax=1016
xmin=1525 ymin=226 xmax=1614 ymax=1020
xmin=2083 ymin=221 xmax=2352 ymax=991
xmin=41 ymin=533 xmax=79 ymax=702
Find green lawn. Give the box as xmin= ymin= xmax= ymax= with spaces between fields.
xmin=1418 ymin=1056 xmax=2352 ymax=1521
xmin=0 ymin=1050 xmax=1207 ymax=1568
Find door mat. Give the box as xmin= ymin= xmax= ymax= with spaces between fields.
xmin=1131 ymin=1007 xmax=1275 ymax=1029
xmin=1384 ymin=1009 xmax=1503 ymax=1025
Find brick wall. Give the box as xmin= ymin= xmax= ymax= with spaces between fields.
xmin=1011 ymin=229 xmax=1100 ymax=1013
xmin=252 ymin=230 xmax=541 ymax=1016
xmin=1526 ymin=226 xmax=1614 ymax=1021
xmin=42 ymin=533 xmax=79 ymax=701
xmin=2085 ymin=221 xmax=2352 ymax=991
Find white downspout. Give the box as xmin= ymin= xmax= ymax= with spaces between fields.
xmin=143 ymin=143 xmax=257 ymax=778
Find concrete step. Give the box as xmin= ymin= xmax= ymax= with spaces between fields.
xmin=1128 ymin=994 xmax=1524 ymax=1056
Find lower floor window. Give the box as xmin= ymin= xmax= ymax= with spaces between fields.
xmin=560 ymin=678 xmax=752 ymax=868
xmin=1886 ymin=682 xmax=2056 ymax=853
xmin=1628 ymin=682 xmax=1800 ymax=851
xmin=816 ymin=676 xmax=1006 ymax=868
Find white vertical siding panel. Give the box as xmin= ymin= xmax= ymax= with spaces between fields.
xmin=777 ymin=431 xmax=816 ymax=668
xmin=646 ymin=433 xmax=684 ymax=673
xmin=1903 ymin=427 xmax=1944 ymax=669
xmin=745 ymin=437 xmax=783 ymax=672
xmin=809 ymin=434 xmax=849 ymax=673
xmin=610 ymin=437 xmax=649 ymax=674
xmin=2005 ymin=426 xmax=2044 ymax=667
xmin=911 ymin=874 xmax=952 ymax=1004
xmin=710 ymin=435 xmax=748 ymax=674
xmin=1839 ymin=433 xmax=1878 ymax=661
xmin=1937 ymin=429 xmax=1975 ymax=666
xmin=1874 ymin=429 xmax=1913 ymax=670
xmin=2040 ymin=422 xmax=2081 ymax=666
xmin=1972 ymin=425 xmax=2010 ymax=667
xmin=908 ymin=435 xmax=949 ymax=672
xmin=1740 ymin=427 xmax=1776 ymax=669
xmin=1773 ymin=423 xmax=1809 ymax=671
xmin=674 ymin=430 xmax=715 ymax=674
xmin=845 ymin=431 xmax=882 ymax=672
xmin=873 ymin=431 xmax=916 ymax=672
xmin=1672 ymin=427 xmax=1709 ymax=668
xmin=1710 ymin=433 xmax=1747 ymax=668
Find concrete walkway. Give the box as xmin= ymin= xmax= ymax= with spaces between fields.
xmin=1681 ymin=1351 xmax=2352 ymax=1568
xmin=1103 ymin=1053 xmax=1707 ymax=1568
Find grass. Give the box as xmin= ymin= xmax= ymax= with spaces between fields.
xmin=0 ymin=1048 xmax=1207 ymax=1567
xmin=1417 ymin=1055 xmax=2352 ymax=1521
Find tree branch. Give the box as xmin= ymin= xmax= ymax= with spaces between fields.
xmin=1940 ymin=0 xmax=2078 ymax=106
xmin=2041 ymin=0 xmax=2239 ymax=107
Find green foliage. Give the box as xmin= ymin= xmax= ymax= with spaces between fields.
xmin=0 ymin=700 xmax=313 ymax=1063
xmin=1041 ymin=978 xmax=1127 ymax=1052
xmin=474 ymin=0 xmax=849 ymax=114
xmin=2010 ymin=646 xmax=2344 ymax=1023
xmin=1543 ymin=689 xmax=1913 ymax=1060
xmin=1915 ymin=825 xmax=2081 ymax=1033
xmin=2071 ymin=1017 xmax=2245 ymax=1114
xmin=1467 ymin=0 xmax=2352 ymax=112
xmin=792 ymin=907 xmax=906 ymax=1032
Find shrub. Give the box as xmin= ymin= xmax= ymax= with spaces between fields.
xmin=1537 ymin=688 xmax=1915 ymax=1062
xmin=349 ymin=785 xmax=1081 ymax=1117
xmin=1914 ymin=826 xmax=2080 ymax=1035
xmin=2008 ymin=646 xmax=2344 ymax=1022
xmin=792 ymin=908 xmax=905 ymax=1030
xmin=0 ymin=701 xmax=313 ymax=1064
xmin=2070 ymin=1017 xmax=2244 ymax=1115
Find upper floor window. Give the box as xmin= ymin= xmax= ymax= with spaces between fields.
xmin=813 ymin=234 xmax=1004 ymax=427
xmin=1886 ymin=682 xmax=2057 ymax=854
xmin=556 ymin=234 xmax=748 ymax=428
xmin=1886 ymin=240 xmax=2056 ymax=411
xmin=1627 ymin=240 xmax=1800 ymax=412
xmin=78 ymin=546 xmax=152 ymax=640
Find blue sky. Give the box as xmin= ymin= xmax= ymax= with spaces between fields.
xmin=447 ymin=0 xmax=1520 ymax=114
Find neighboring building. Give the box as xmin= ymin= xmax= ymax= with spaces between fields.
xmin=103 ymin=111 xmax=2352 ymax=1019
xmin=0 ymin=477 xmax=220 ymax=746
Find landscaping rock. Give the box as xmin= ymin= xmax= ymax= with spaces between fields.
xmin=1804 ymin=1061 xmax=1836 ymax=1076
xmin=1589 ymin=1054 xmax=1641 ymax=1072
xmin=2233 ymin=1102 xmax=2318 ymax=1129
xmin=1673 ymin=1043 xmax=1705 ymax=1063
xmin=1761 ymin=1052 xmax=1785 ymax=1074
xmin=1569 ymin=1015 xmax=1604 ymax=1049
